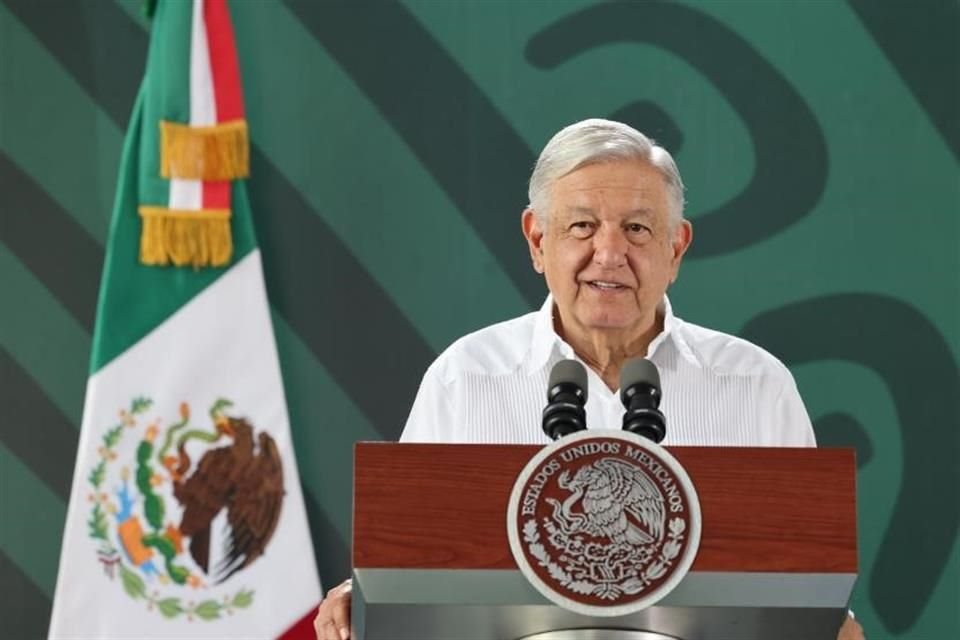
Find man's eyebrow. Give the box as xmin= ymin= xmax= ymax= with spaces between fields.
xmin=560 ymin=206 xmax=655 ymax=218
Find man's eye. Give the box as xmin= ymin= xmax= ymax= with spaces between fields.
xmin=626 ymin=223 xmax=651 ymax=234
xmin=569 ymin=222 xmax=595 ymax=236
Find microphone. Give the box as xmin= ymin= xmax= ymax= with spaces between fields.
xmin=542 ymin=359 xmax=588 ymax=441
xmin=620 ymin=358 xmax=667 ymax=443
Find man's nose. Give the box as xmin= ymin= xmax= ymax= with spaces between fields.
xmin=592 ymin=225 xmax=628 ymax=268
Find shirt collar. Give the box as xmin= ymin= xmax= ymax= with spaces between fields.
xmin=525 ymin=294 xmax=681 ymax=374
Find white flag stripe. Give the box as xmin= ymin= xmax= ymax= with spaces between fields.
xmin=189 ymin=0 xmax=216 ymax=127
xmin=168 ymin=178 xmax=202 ymax=210
xmin=169 ymin=0 xmax=214 ymax=211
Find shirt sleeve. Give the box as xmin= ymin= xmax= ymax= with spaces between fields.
xmin=399 ymin=361 xmax=454 ymax=443
xmin=772 ymin=367 xmax=817 ymax=447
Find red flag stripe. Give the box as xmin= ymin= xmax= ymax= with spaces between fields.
xmin=203 ymin=0 xmax=244 ymax=122
xmin=277 ymin=604 xmax=320 ymax=640
xmin=200 ymin=0 xmax=242 ymax=210
xmin=202 ymin=180 xmax=231 ymax=209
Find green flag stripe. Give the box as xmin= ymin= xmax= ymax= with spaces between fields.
xmin=137 ymin=0 xmax=191 ymax=208
xmin=0 ymin=244 xmax=89 ymax=426
xmin=0 ymin=442 xmax=65 ymax=596
xmin=0 ymin=348 xmax=77 ymax=500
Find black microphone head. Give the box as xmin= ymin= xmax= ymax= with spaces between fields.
xmin=620 ymin=358 xmax=660 ymax=404
xmin=620 ymin=358 xmax=666 ymax=443
xmin=548 ymin=359 xmax=589 ymax=403
xmin=543 ymin=359 xmax=588 ymax=440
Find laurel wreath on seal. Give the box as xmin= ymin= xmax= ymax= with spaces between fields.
xmin=86 ymin=397 xmax=254 ymax=621
xmin=523 ymin=516 xmax=686 ymax=600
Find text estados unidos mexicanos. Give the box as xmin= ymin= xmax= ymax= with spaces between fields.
xmin=520 ymin=441 xmax=685 ymax=517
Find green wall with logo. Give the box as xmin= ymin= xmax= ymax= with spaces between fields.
xmin=1 ymin=1 xmax=957 ymax=637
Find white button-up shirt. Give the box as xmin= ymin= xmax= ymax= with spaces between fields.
xmin=401 ymin=296 xmax=815 ymax=447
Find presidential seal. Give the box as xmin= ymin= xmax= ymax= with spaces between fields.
xmin=506 ymin=430 xmax=701 ymax=617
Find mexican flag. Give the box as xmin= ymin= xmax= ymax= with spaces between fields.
xmin=48 ymin=1 xmax=321 ymax=637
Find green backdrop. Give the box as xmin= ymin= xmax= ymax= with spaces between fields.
xmin=1 ymin=1 xmax=957 ymax=637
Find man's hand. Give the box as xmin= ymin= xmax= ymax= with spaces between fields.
xmin=837 ymin=612 xmax=865 ymax=640
xmin=314 ymin=579 xmax=352 ymax=640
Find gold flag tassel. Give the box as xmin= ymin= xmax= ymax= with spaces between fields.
xmin=139 ymin=207 xmax=232 ymax=268
xmin=160 ymin=119 xmax=249 ymax=180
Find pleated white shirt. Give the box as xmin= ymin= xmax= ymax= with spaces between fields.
xmin=400 ymin=296 xmax=815 ymax=447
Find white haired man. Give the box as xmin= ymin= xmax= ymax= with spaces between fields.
xmin=314 ymin=119 xmax=864 ymax=640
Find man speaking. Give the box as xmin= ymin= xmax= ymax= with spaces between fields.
xmin=314 ymin=119 xmax=863 ymax=640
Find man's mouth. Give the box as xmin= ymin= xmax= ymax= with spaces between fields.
xmin=586 ymin=280 xmax=628 ymax=291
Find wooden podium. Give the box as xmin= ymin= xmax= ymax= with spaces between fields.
xmin=352 ymin=443 xmax=857 ymax=639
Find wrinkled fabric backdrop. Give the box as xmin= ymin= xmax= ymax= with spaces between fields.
xmin=1 ymin=1 xmax=957 ymax=638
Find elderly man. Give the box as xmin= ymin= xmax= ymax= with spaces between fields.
xmin=315 ymin=119 xmax=863 ymax=640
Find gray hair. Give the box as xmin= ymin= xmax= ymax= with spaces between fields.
xmin=527 ymin=118 xmax=686 ymax=226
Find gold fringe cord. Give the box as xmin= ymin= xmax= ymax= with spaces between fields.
xmin=160 ymin=119 xmax=249 ymax=180
xmin=138 ymin=206 xmax=232 ymax=268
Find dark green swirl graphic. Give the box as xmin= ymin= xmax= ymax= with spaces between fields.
xmin=814 ymin=412 xmax=874 ymax=469
xmin=850 ymin=0 xmax=960 ymax=162
xmin=743 ymin=294 xmax=959 ymax=632
xmin=525 ymin=0 xmax=828 ymax=258
xmin=609 ymin=101 xmax=684 ymax=155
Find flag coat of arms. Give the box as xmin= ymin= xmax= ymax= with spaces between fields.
xmin=48 ymin=1 xmax=321 ymax=637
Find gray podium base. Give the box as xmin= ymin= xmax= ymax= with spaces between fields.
xmin=519 ymin=630 xmax=678 ymax=640
xmin=352 ymin=569 xmax=853 ymax=640
xmin=353 ymin=602 xmax=845 ymax=640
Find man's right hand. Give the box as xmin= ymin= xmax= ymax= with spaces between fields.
xmin=314 ymin=578 xmax=353 ymax=640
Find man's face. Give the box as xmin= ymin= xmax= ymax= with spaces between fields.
xmin=522 ymin=160 xmax=692 ymax=340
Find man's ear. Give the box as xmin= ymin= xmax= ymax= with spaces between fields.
xmin=522 ymin=209 xmax=545 ymax=273
xmin=669 ymin=220 xmax=693 ymax=283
